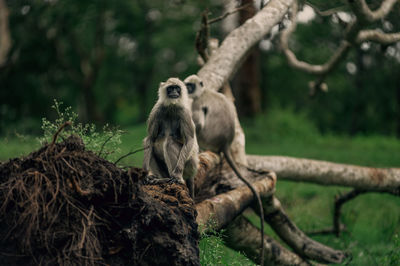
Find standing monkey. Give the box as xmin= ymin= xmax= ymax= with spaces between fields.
xmin=184 ymin=74 xmax=265 ymax=264
xmin=143 ymin=78 xmax=199 ymax=198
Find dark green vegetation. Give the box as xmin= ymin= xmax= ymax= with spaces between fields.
xmin=1 ymin=0 xmax=400 ymax=137
xmin=1 ymin=108 xmax=399 ymax=265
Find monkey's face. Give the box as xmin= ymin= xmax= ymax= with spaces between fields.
xmin=185 ymin=82 xmax=196 ymax=94
xmin=166 ymin=85 xmax=181 ymax=99
xmin=184 ymin=75 xmax=204 ymax=99
xmin=158 ymin=77 xmax=189 ymax=107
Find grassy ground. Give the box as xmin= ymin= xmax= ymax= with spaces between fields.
xmin=1 ymin=108 xmax=399 ymax=265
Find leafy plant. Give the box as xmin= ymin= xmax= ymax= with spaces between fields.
xmin=39 ymin=100 xmax=123 ymax=159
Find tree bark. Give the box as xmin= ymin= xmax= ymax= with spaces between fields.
xmin=197 ymin=0 xmax=294 ymax=92
xmin=247 ymin=155 xmax=400 ymax=195
xmin=196 ymin=176 xmax=276 ymax=232
xmin=224 ymin=215 xmax=311 ymax=266
xmin=261 ymin=196 xmax=346 ymax=264
xmin=233 ymin=0 xmax=262 ymax=117
xmin=0 ymin=0 xmax=11 ymax=67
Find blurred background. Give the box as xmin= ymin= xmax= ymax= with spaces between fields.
xmin=1 ymin=0 xmax=399 ymax=137
xmin=1 ymin=1 xmax=400 ymax=265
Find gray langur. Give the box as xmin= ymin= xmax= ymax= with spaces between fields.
xmin=143 ymin=77 xmax=199 ymax=198
xmin=184 ymin=74 xmax=265 ymax=264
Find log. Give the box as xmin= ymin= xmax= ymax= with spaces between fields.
xmin=247 ymin=155 xmax=400 ymax=195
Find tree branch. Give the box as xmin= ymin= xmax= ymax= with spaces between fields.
xmin=197 ymin=0 xmax=295 ymax=92
xmin=306 ymin=2 xmax=346 ymax=17
xmin=224 ymin=215 xmax=311 ymax=265
xmin=0 ymin=0 xmax=11 ymax=67
xmin=357 ymin=30 xmax=400 ymax=44
xmin=195 ymin=176 xmax=276 ymax=232
xmin=280 ymin=1 xmax=352 ymax=75
xmin=349 ymin=0 xmax=398 ymax=22
xmin=208 ymin=3 xmax=252 ymax=25
xmin=247 ymin=155 xmax=400 ymax=195
xmin=262 ymin=196 xmax=346 ymax=264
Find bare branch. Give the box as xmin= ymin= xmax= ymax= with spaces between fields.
xmin=196 ymin=175 xmax=276 ymax=232
xmin=280 ymin=1 xmax=352 ymax=75
xmin=306 ymin=2 xmax=346 ymax=17
xmin=208 ymin=3 xmax=252 ymax=24
xmin=0 ymin=0 xmax=12 ymax=67
xmin=350 ymin=0 xmax=398 ymax=22
xmin=224 ymin=215 xmax=311 ymax=265
xmin=197 ymin=0 xmax=295 ymax=92
xmin=262 ymin=196 xmax=346 ymax=264
xmin=333 ymin=189 xmax=367 ymax=236
xmin=357 ymin=30 xmax=400 ymax=44
xmin=247 ymin=155 xmax=400 ymax=195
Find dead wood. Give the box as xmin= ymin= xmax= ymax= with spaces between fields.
xmin=195 ymin=174 xmax=276 ymax=232
xmin=333 ymin=189 xmax=367 ymax=237
xmin=247 ymin=155 xmax=400 ymax=195
xmin=224 ymin=215 xmax=311 ymax=266
xmin=261 ymin=196 xmax=346 ymax=264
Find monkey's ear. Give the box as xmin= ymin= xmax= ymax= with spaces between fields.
xmin=200 ymin=81 xmax=204 ymax=87
xmin=160 ymin=82 xmax=166 ymax=87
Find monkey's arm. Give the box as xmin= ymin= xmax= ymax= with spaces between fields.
xmin=192 ymin=108 xmax=205 ymax=132
xmin=142 ymin=137 xmax=153 ymax=170
xmin=171 ymin=111 xmax=196 ymax=178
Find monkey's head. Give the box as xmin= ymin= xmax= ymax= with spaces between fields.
xmin=158 ymin=77 xmax=189 ymax=106
xmin=184 ymin=74 xmax=204 ymax=99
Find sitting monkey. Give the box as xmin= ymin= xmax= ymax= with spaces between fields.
xmin=143 ymin=77 xmax=199 ymax=198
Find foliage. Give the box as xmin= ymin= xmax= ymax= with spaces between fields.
xmin=199 ymin=226 xmax=254 ymax=266
xmin=379 ymin=234 xmax=400 ymax=266
xmin=39 ymin=100 xmax=123 ymax=158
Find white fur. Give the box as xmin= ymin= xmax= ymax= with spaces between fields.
xmin=158 ymin=77 xmax=190 ymax=108
xmin=184 ymin=74 xmax=205 ymax=99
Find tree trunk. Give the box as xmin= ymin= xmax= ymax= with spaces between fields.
xmin=233 ymin=0 xmax=262 ymax=117
xmin=247 ymin=155 xmax=400 ymax=195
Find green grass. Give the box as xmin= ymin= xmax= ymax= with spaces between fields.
xmin=1 ymin=108 xmax=399 ymax=265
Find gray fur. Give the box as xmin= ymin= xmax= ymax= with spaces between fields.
xmin=185 ymin=74 xmax=265 ymax=264
xmin=143 ymin=78 xmax=199 ymax=198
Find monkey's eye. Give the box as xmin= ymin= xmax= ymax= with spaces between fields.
xmin=185 ymin=83 xmax=196 ymax=94
xmin=166 ymin=85 xmax=181 ymax=98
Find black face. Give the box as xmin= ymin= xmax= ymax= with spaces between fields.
xmin=185 ymin=83 xmax=196 ymax=94
xmin=166 ymin=85 xmax=181 ymax=99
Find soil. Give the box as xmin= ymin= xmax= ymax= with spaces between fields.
xmin=0 ymin=135 xmax=199 ymax=265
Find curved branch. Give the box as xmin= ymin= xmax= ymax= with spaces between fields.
xmin=197 ymin=0 xmax=294 ymax=92
xmin=247 ymin=155 xmax=400 ymax=195
xmin=262 ymin=196 xmax=346 ymax=264
xmin=280 ymin=1 xmax=352 ymax=75
xmin=357 ymin=30 xmax=400 ymax=44
xmin=0 ymin=0 xmax=11 ymax=67
xmin=350 ymin=0 xmax=397 ymax=22
xmin=333 ymin=189 xmax=367 ymax=236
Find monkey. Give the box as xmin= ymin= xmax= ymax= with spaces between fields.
xmin=143 ymin=77 xmax=199 ymax=198
xmin=184 ymin=74 xmax=265 ymax=264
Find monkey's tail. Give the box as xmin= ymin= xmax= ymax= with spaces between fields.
xmin=223 ymin=149 xmax=265 ymax=265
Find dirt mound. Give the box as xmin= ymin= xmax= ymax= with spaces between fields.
xmin=0 ymin=135 xmax=199 ymax=265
